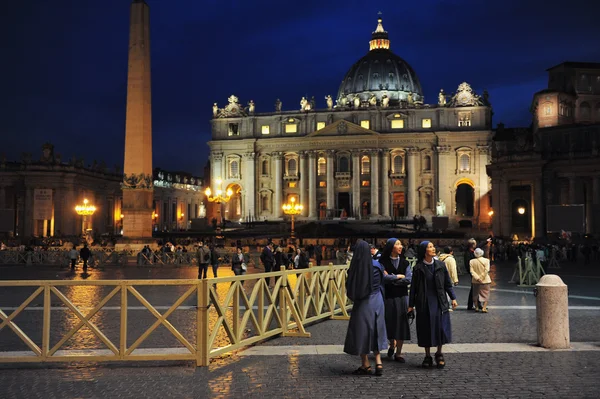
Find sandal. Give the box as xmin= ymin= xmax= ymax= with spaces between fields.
xmin=394 ymin=355 xmax=406 ymax=363
xmin=481 ymin=308 xmax=488 ymax=313
xmin=352 ymin=366 xmax=372 ymax=375
xmin=434 ymin=352 xmax=445 ymax=369
xmin=422 ymin=355 xmax=433 ymax=368
xmin=387 ymin=345 xmax=395 ymax=359
xmin=375 ymin=364 xmax=383 ymax=376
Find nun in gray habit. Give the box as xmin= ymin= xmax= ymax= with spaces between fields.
xmin=344 ymin=240 xmax=388 ymax=376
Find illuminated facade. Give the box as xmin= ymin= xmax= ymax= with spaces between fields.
xmin=208 ymin=17 xmax=493 ymax=228
xmin=487 ymin=62 xmax=600 ymax=238
xmin=0 ymin=144 xmax=204 ymax=238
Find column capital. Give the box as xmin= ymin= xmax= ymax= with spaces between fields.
xmin=242 ymin=152 xmax=256 ymax=159
xmin=298 ymin=150 xmax=308 ymax=158
xmin=406 ymin=147 xmax=420 ymax=155
xmin=271 ymin=151 xmax=284 ymax=160
xmin=211 ymin=151 xmax=224 ymax=161
xmin=477 ymin=145 xmax=491 ymax=154
xmin=308 ymin=150 xmax=317 ymax=159
xmin=350 ymin=149 xmax=361 ymax=157
xmin=369 ymin=149 xmax=381 ymax=156
xmin=435 ymin=145 xmax=451 ymax=154
xmin=326 ymin=149 xmax=336 ymax=158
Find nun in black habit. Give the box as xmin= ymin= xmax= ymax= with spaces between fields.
xmin=408 ymin=241 xmax=458 ymax=369
xmin=344 ymin=240 xmax=388 ymax=376
xmin=379 ymin=238 xmax=412 ymax=362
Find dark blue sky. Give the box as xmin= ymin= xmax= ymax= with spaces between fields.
xmin=3 ymin=0 xmax=599 ymax=176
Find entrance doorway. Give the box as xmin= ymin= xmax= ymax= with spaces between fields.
xmin=392 ymin=192 xmax=405 ymax=218
xmin=338 ymin=193 xmax=350 ymax=217
xmin=455 ymin=183 xmax=474 ymax=217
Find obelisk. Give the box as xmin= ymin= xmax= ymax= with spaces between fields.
xmin=121 ymin=0 xmax=153 ymax=239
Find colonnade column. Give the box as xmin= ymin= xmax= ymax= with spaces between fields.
xmin=436 ymin=145 xmax=452 ymax=218
xmin=243 ymin=152 xmax=255 ymax=220
xmin=381 ymin=149 xmax=390 ymax=218
xmin=533 ymin=177 xmax=544 ymax=238
xmin=370 ymin=149 xmax=380 ymax=217
xmin=568 ymin=176 xmax=577 ymax=204
xmin=326 ymin=150 xmax=335 ymax=213
xmin=406 ymin=148 xmax=419 ymax=218
xmin=272 ymin=152 xmax=283 ymax=219
xmin=299 ymin=151 xmax=307 ymax=217
xmin=308 ymin=151 xmax=317 ymax=219
xmin=500 ymin=177 xmax=511 ymax=237
xmin=351 ymin=150 xmax=360 ymax=218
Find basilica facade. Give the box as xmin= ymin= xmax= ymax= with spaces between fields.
xmin=208 ymin=18 xmax=493 ymax=229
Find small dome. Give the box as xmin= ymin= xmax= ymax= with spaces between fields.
xmin=336 ymin=17 xmax=423 ymax=106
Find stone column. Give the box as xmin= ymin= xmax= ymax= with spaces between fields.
xmin=533 ymin=177 xmax=544 ymax=238
xmin=272 ymin=152 xmax=283 ymax=219
xmin=243 ymin=152 xmax=256 ymax=219
xmin=24 ymin=187 xmax=34 ymax=237
xmin=308 ymin=151 xmax=317 ymax=219
xmin=0 ymin=185 xmax=5 ymax=209
xmin=477 ymin=146 xmax=491 ymax=218
xmin=210 ymin=151 xmax=224 ymax=185
xmin=435 ymin=145 xmax=452 ymax=218
xmin=491 ymin=175 xmax=501 ymax=234
xmin=326 ymin=150 xmax=335 ymax=213
xmin=381 ymin=149 xmax=390 ymax=218
xmin=500 ymin=178 xmax=511 ymax=237
xmin=568 ymin=176 xmax=577 ymax=204
xmin=351 ymin=150 xmax=361 ymax=218
xmin=299 ymin=151 xmax=307 ymax=217
xmin=406 ymin=148 xmax=419 ymax=218
xmin=370 ymin=149 xmax=380 ymax=216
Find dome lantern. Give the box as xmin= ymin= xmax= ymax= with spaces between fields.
xmin=369 ymin=14 xmax=390 ymax=51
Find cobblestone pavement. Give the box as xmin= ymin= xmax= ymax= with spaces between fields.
xmin=1 ymin=260 xmax=599 ymax=398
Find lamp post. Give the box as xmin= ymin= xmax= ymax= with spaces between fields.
xmin=152 ymin=211 xmax=158 ymax=232
xmin=282 ymin=197 xmax=303 ymax=238
xmin=75 ymin=198 xmax=96 ymax=235
xmin=204 ymin=178 xmax=233 ymax=228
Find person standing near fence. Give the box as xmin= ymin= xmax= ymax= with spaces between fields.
xmin=209 ymin=245 xmax=219 ymax=278
xmin=231 ymin=247 xmax=248 ymax=283
xmin=69 ymin=245 xmax=78 ymax=270
xmin=344 ymin=240 xmax=388 ymax=376
xmin=260 ymin=242 xmax=275 ymax=286
xmin=196 ymin=241 xmax=211 ymax=279
xmin=79 ymin=244 xmax=91 ymax=272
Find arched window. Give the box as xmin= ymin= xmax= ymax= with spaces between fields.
xmin=339 ymin=156 xmax=349 ymax=172
xmin=229 ymin=160 xmax=239 ymax=178
xmin=423 ymin=155 xmax=431 ymax=171
xmin=580 ymin=102 xmax=591 ymax=120
xmin=393 ymin=155 xmax=404 ymax=173
xmin=318 ymin=157 xmax=326 ymax=175
xmin=361 ymin=155 xmax=370 ymax=174
xmin=459 ymin=154 xmax=470 ymax=172
xmin=288 ymin=158 xmax=297 ymax=176
xmin=544 ymin=104 xmax=552 ymax=115
xmin=261 ymin=194 xmax=269 ymax=212
xmin=261 ymin=159 xmax=268 ymax=176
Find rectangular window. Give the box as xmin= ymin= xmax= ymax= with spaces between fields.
xmin=288 ymin=182 xmax=297 ymax=188
xmin=285 ymin=123 xmax=297 ymax=133
xmin=319 ymin=181 xmax=327 ymax=187
xmin=360 ymin=120 xmax=370 ymax=129
xmin=228 ymin=123 xmax=239 ymax=136
xmin=391 ymin=119 xmax=404 ymax=129
xmin=361 ymin=180 xmax=370 ymax=187
xmin=421 ymin=118 xmax=432 ymax=128
xmin=393 ymin=179 xmax=404 ymax=186
xmin=261 ymin=125 xmax=270 ymax=134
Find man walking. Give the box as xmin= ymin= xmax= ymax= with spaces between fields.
xmin=196 ymin=241 xmax=211 ymax=279
xmin=69 ymin=245 xmax=78 ymax=270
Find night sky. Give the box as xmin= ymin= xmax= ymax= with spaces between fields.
xmin=3 ymin=0 xmax=599 ymax=177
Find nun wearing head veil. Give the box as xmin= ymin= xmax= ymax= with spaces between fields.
xmin=379 ymin=238 xmax=412 ymax=362
xmin=408 ymin=241 xmax=458 ymax=369
xmin=344 ymin=240 xmax=388 ymax=376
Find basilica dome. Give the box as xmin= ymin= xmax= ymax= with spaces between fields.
xmin=336 ymin=17 xmax=423 ymax=106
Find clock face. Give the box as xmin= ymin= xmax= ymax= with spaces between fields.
xmin=457 ymin=92 xmax=471 ymax=106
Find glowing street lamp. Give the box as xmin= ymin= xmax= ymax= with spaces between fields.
xmin=204 ymin=178 xmax=233 ymax=227
xmin=282 ymin=197 xmax=303 ymax=238
xmin=75 ymin=198 xmax=96 ymax=235
xmin=517 ymin=207 xmax=526 ymax=215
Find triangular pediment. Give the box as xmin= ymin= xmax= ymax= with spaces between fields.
xmin=307 ymin=120 xmax=380 ymax=137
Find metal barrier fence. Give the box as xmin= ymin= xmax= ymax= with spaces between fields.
xmin=0 ymin=263 xmax=351 ymax=366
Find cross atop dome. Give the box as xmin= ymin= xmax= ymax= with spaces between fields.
xmin=370 ymin=13 xmax=390 ymax=51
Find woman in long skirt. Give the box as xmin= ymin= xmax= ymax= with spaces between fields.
xmin=470 ymin=248 xmax=492 ymax=312
xmin=344 ymin=240 xmax=388 ymax=376
xmin=379 ymin=238 xmax=412 ymax=362
xmin=408 ymin=241 xmax=458 ymax=368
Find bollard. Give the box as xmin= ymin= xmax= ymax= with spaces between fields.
xmin=535 ymin=274 xmax=570 ymax=349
